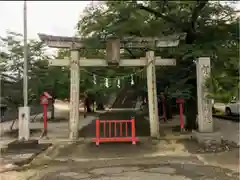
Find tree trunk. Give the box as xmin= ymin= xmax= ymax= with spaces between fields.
xmin=185 ymin=99 xmax=197 ymax=130
xmin=184 ymin=61 xmax=197 ymax=131
xmin=185 ymin=86 xmax=197 ymax=130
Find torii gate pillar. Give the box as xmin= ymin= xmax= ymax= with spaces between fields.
xmin=194 ymin=57 xmax=221 ymax=145
xmin=69 ymin=49 xmax=80 ymax=141
xmin=146 ymin=51 xmax=159 ymax=138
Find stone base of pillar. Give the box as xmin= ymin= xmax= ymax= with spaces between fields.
xmin=18 ymin=106 xmax=30 ymax=141
xmin=69 ymin=131 xmax=79 ymax=141
xmin=192 ymin=131 xmax=222 ymax=146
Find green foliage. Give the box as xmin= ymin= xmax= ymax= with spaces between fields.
xmin=0 ymin=32 xmax=71 ymax=105
xmin=1 ymin=1 xmax=239 ymax=113
xmin=76 ymin=1 xmax=239 ymax=130
xmin=77 ymin=1 xmax=239 ymax=103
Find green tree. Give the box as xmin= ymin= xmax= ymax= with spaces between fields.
xmin=0 ymin=31 xmax=70 ymax=120
xmin=76 ymin=1 xmax=239 ymax=130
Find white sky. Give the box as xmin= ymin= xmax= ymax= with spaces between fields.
xmin=0 ymin=1 xmax=239 ymax=40
xmin=0 ymin=1 xmax=91 ymax=39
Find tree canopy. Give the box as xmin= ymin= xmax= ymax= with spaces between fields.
xmin=77 ymin=1 xmax=239 ymax=102
xmin=76 ymin=1 xmax=239 ymax=129
xmin=0 ymin=1 xmax=238 ymax=128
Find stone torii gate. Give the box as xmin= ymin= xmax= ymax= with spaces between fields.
xmin=38 ymin=33 xmax=217 ymax=144
xmin=38 ymin=34 xmax=184 ymax=140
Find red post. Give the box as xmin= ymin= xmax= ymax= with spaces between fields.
xmin=176 ymin=99 xmax=184 ymax=131
xmin=43 ymin=104 xmax=48 ymax=130
xmin=96 ymin=119 xmax=100 ymax=146
xmin=131 ymin=119 xmax=136 ymax=145
xmin=109 ymin=121 xmax=111 ymax=137
xmin=125 ymin=122 xmax=128 ymax=136
xmin=114 ymin=122 xmax=117 ymax=137
xmin=179 ymin=103 xmax=184 ymax=129
xmin=103 ymin=121 xmax=106 ymax=137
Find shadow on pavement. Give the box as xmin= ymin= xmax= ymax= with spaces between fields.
xmin=55 ymin=139 xmax=178 ymax=160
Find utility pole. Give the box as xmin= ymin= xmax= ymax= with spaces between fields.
xmin=18 ymin=0 xmax=30 ymax=141
xmin=23 ymin=0 xmax=28 ymax=106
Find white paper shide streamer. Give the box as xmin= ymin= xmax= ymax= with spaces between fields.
xmin=105 ymin=78 xmax=109 ymax=88
xmin=117 ymin=78 xmax=121 ymax=88
xmin=93 ymin=74 xmax=97 ymax=85
xmin=131 ymin=74 xmax=134 ymax=85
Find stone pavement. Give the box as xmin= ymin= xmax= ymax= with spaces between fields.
xmin=38 ymin=163 xmax=239 ymax=180
xmin=0 ymin=134 xmax=239 ymax=180
xmin=7 ymin=154 xmax=238 ymax=180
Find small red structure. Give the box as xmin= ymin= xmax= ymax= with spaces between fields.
xmin=92 ymin=119 xmax=138 ymax=146
xmin=40 ymin=92 xmax=52 ymax=137
xmin=176 ymin=98 xmax=185 ymax=130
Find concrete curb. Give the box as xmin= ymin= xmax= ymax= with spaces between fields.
xmin=192 ymin=130 xmax=239 ymax=147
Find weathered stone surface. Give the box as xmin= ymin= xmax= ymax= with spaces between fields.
xmin=193 ymin=131 xmax=221 ymax=146
xmin=90 ymin=166 xmax=140 ymax=175
xmin=196 ymin=57 xmax=213 ymax=133
xmin=145 ymin=167 xmax=176 ymax=174
xmin=102 ymin=171 xmax=191 ymax=180
xmin=59 ymin=172 xmax=90 ymax=178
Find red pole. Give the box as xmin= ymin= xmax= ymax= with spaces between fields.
xmin=131 ymin=119 xmax=136 ymax=145
xmin=120 ymin=122 xmax=122 ymax=137
xmin=103 ymin=121 xmax=106 ymax=137
xmin=109 ymin=121 xmax=111 ymax=137
xmin=176 ymin=98 xmax=184 ymax=131
xmin=43 ymin=104 xmax=47 ymax=130
xmin=114 ymin=122 xmax=117 ymax=137
xmin=96 ymin=119 xmax=100 ymax=146
xmin=179 ymin=102 xmax=184 ymax=130
xmin=125 ymin=122 xmax=128 ymax=136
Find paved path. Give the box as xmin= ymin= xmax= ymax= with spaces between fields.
xmin=1 ymin=149 xmax=239 ymax=180
xmin=26 ymin=156 xmax=239 ymax=180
